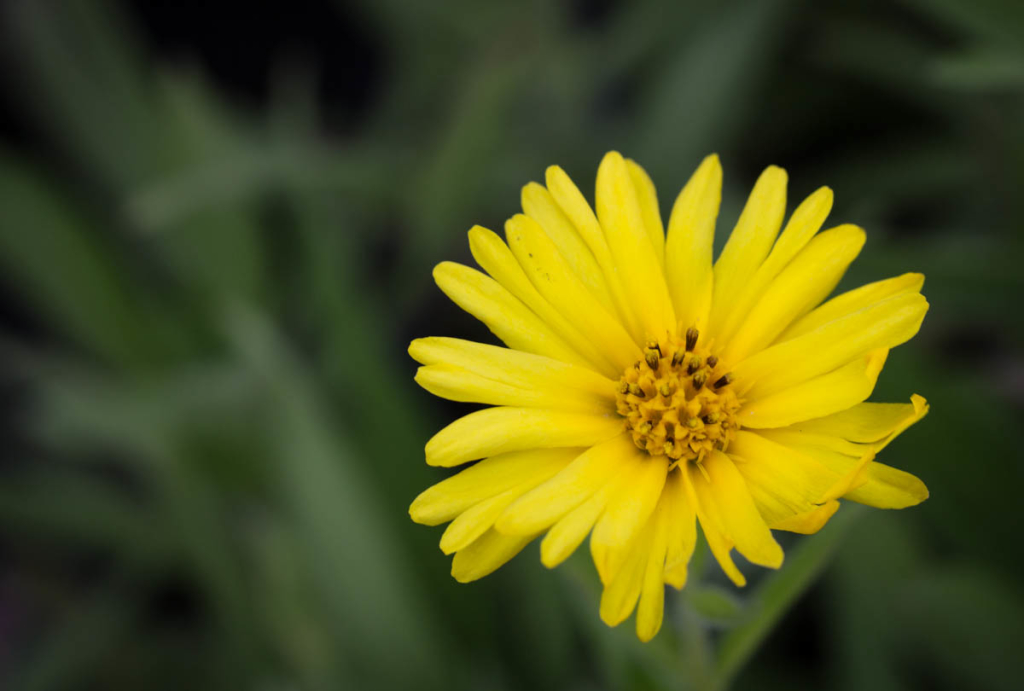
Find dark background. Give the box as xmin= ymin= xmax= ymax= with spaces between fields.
xmin=1 ymin=1 xmax=1023 ymax=689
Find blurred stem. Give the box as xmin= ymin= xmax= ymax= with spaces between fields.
xmin=674 ymin=594 xmax=718 ymax=691
xmin=715 ymin=505 xmax=865 ymax=688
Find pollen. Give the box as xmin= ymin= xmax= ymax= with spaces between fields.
xmin=615 ymin=328 xmax=741 ymax=463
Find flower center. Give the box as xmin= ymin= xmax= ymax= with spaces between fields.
xmin=615 ymin=327 xmax=741 ymax=463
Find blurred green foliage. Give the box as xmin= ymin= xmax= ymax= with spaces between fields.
xmin=1 ymin=0 xmax=1023 ymax=689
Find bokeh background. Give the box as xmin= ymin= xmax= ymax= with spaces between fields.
xmin=1 ymin=1 xmax=1023 ymax=689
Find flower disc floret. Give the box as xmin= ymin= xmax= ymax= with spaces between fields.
xmin=616 ymin=328 xmax=740 ymax=462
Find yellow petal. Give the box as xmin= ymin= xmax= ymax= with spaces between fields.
xmin=467 ymin=226 xmax=618 ymax=376
xmin=590 ymin=452 xmax=668 ymax=583
xmin=433 ymin=261 xmax=587 ymax=367
xmin=701 ymin=451 xmax=784 ymax=569
xmin=546 ymin=164 xmax=643 ymax=340
xmin=505 ymin=214 xmax=641 ymax=373
xmin=728 ymin=431 xmax=840 ymax=527
xmin=595 ymin=152 xmax=676 ymax=339
xmin=409 ymin=336 xmax=615 ymax=402
xmin=425 ymin=407 xmax=622 ymax=467
xmin=722 ymin=224 xmax=866 ymax=363
xmin=732 ymin=291 xmax=928 ymax=400
xmin=716 ymin=187 xmax=834 ymax=344
xmin=708 ymin=166 xmax=788 ymax=337
xmin=636 ymin=497 xmax=671 ymax=642
xmin=496 ymin=433 xmax=635 ymax=535
xmin=665 ymin=154 xmax=722 ymax=333
xmin=787 ymin=394 xmax=929 ymax=446
xmin=415 ymin=363 xmax=613 ymax=414
xmin=737 ymin=348 xmax=888 ymax=429
xmin=771 ymin=501 xmax=840 ymax=534
xmin=843 ymin=462 xmax=929 ymax=509
xmin=441 ymin=486 xmax=532 ymax=554
xmin=598 ymin=532 xmax=649 ymax=627
xmin=520 ymin=181 xmax=615 ymax=312
xmin=410 ymin=447 xmax=581 ymax=526
xmin=451 ymin=529 xmax=535 ymax=583
xmin=625 ymin=158 xmax=665 ymax=265
xmin=780 ymin=272 xmax=925 ymax=342
xmin=539 ymin=476 xmax=618 ymax=569
xmin=662 ymin=470 xmax=697 ymax=584
xmin=682 ymin=462 xmax=745 ymax=587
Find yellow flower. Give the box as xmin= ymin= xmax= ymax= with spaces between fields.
xmin=409 ymin=152 xmax=929 ymax=641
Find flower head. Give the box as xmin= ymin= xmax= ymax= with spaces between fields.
xmin=409 ymin=152 xmax=929 ymax=641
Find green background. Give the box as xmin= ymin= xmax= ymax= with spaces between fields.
xmin=1 ymin=1 xmax=1022 ymax=689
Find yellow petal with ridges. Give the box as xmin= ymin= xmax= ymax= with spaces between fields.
xmin=415 ymin=363 xmax=613 ymax=414
xmin=729 ymin=431 xmax=840 ymax=526
xmin=451 ymin=529 xmax=536 ymax=583
xmin=733 ymin=291 xmax=928 ymax=400
xmin=636 ymin=497 xmax=671 ymax=642
xmin=737 ymin=348 xmax=888 ymax=429
xmin=546 ymin=164 xmax=643 ymax=340
xmin=702 ymin=451 xmax=783 ymax=569
xmin=780 ymin=273 xmax=925 ymax=342
xmin=425 ymin=407 xmax=622 ymax=467
xmin=410 ymin=448 xmax=581 ymax=526
xmin=595 ymin=152 xmax=676 ymax=339
xmin=409 ymin=337 xmax=615 ymax=401
xmin=683 ymin=463 xmax=746 ymax=587
xmin=521 ymin=181 xmax=615 ymax=312
xmin=590 ymin=452 xmax=668 ymax=583
xmin=771 ymin=501 xmax=840 ymax=534
xmin=505 ymin=214 xmax=641 ymax=373
xmin=722 ymin=224 xmax=866 ymax=363
xmin=625 ymin=158 xmax=666 ymax=265
xmin=716 ymin=187 xmax=834 ymax=344
xmin=708 ymin=166 xmax=788 ymax=337
xmin=433 ymin=261 xmax=587 ymax=367
xmin=441 ymin=486 xmax=531 ymax=555
xmin=599 ymin=527 xmax=651 ymax=627
xmin=495 ymin=433 xmax=635 ymax=535
xmin=540 ymin=478 xmax=616 ymax=569
xmin=662 ymin=470 xmax=697 ymax=579
xmin=843 ymin=462 xmax=928 ymax=509
xmin=784 ymin=394 xmax=928 ymax=443
xmin=467 ymin=226 xmax=618 ymax=376
xmin=665 ymin=154 xmax=722 ymax=334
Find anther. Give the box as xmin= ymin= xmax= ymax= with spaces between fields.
xmin=713 ymin=373 xmax=733 ymax=389
xmin=686 ymin=417 xmax=700 ymax=429
xmin=685 ymin=327 xmax=699 ymax=351
xmin=687 ymin=356 xmax=703 ymax=374
xmin=692 ymin=372 xmax=706 ymax=391
xmin=706 ymin=355 xmax=718 ymax=369
xmin=671 ymin=349 xmax=686 ymax=367
xmin=703 ymin=413 xmax=720 ymax=424
xmin=628 ymin=383 xmax=645 ymax=398
xmin=646 ymin=340 xmax=662 ymax=355
xmin=618 ymin=381 xmax=629 ymax=394
xmin=659 ymin=383 xmax=673 ymax=398
xmin=645 ymin=349 xmax=660 ymax=370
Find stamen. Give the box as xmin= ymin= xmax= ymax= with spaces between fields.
xmin=693 ymin=372 xmax=706 ymax=391
xmin=671 ymin=349 xmax=686 ymax=367
xmin=685 ymin=327 xmax=699 ymax=351
xmin=687 ymin=356 xmax=702 ymax=374
xmin=645 ymin=348 xmax=660 ymax=370
xmin=713 ymin=373 xmax=733 ymax=389
xmin=628 ymin=383 xmax=645 ymax=398
xmin=706 ymin=355 xmax=718 ymax=369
